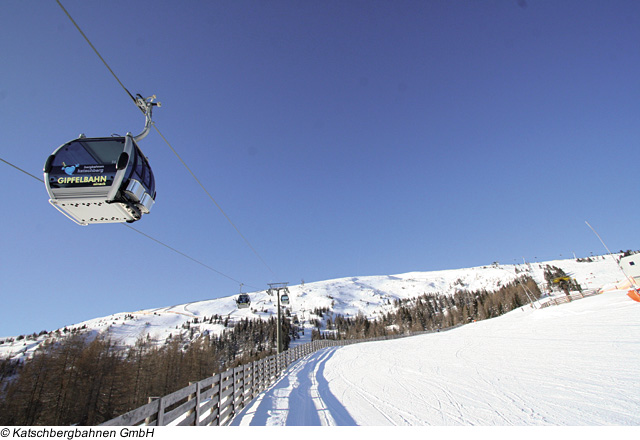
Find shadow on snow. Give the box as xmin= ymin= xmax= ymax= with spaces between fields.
xmin=231 ymin=347 xmax=357 ymax=426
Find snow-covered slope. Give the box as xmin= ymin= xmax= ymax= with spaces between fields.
xmin=232 ymin=289 xmax=640 ymax=425
xmin=0 ymin=255 xmax=627 ymax=361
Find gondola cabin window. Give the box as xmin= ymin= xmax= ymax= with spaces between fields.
xmin=53 ymin=138 xmax=124 ymax=166
xmin=131 ymin=146 xmax=155 ymax=198
xmin=48 ymin=138 xmax=124 ymax=189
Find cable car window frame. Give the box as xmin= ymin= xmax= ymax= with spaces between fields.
xmin=52 ymin=138 xmax=125 ymax=167
xmin=129 ymin=144 xmax=155 ymax=197
xmin=47 ymin=138 xmax=127 ymax=189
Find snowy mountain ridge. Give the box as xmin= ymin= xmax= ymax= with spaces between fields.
xmin=0 ymin=255 xmax=628 ymax=361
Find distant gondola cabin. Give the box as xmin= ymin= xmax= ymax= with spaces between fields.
xmin=237 ymin=293 xmax=251 ymax=309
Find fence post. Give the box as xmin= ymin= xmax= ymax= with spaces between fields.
xmin=277 ymin=352 xmax=282 ymax=376
xmin=268 ymin=356 xmax=272 ymax=385
xmin=243 ymin=363 xmax=250 ymax=407
xmin=250 ymin=360 xmax=256 ymax=401
xmin=257 ymin=358 xmax=263 ymax=395
xmin=145 ymin=397 xmax=157 ymax=425
xmin=188 ymin=381 xmax=201 ymax=426
xmin=156 ymin=397 xmax=165 ymax=426
xmin=216 ymin=372 xmax=224 ymax=426
xmin=144 ymin=397 xmax=166 ymax=426
xmin=242 ymin=364 xmax=248 ymax=407
xmin=232 ymin=366 xmax=238 ymax=420
xmin=266 ymin=356 xmax=271 ymax=388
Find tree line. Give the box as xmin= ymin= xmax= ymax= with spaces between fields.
xmin=313 ymin=275 xmax=542 ymax=340
xmin=0 ymin=316 xmax=292 ymax=426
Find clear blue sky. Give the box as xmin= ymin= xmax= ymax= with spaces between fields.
xmin=1 ymin=0 xmax=639 ymax=337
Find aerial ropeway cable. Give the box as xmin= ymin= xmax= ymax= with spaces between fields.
xmin=3 ymin=155 xmax=256 ymax=288
xmin=9 ymin=5 xmax=273 ymax=290
xmin=54 ymin=0 xmax=277 ymax=278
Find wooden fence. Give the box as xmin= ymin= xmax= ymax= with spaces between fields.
xmin=538 ymin=289 xmax=599 ymax=309
xmin=101 ymin=338 xmax=367 ymax=426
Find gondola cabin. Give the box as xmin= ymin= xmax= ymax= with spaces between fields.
xmin=280 ymin=294 xmax=290 ymax=305
xmin=44 ymin=134 xmax=156 ymax=225
xmin=237 ymin=293 xmax=251 ymax=309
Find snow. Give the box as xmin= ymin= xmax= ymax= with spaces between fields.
xmin=0 ymin=255 xmax=628 ymax=361
xmin=232 ymin=290 xmax=640 ymax=426
xmin=2 ymin=254 xmax=638 ymax=426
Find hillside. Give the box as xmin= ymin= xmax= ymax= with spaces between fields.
xmin=0 ymin=255 xmax=627 ymax=361
xmin=232 ymin=288 xmax=640 ymax=425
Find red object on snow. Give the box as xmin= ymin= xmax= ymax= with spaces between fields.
xmin=627 ymin=289 xmax=640 ymax=302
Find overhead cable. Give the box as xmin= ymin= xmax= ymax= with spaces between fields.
xmin=152 ymin=124 xmax=276 ymax=276
xmin=55 ymin=0 xmax=138 ymax=108
xmin=122 ymin=224 xmax=255 ymax=288
xmin=0 ymin=157 xmax=254 ymax=288
xmin=0 ymin=157 xmax=43 ymax=182
xmin=55 ymin=0 xmax=277 ymax=278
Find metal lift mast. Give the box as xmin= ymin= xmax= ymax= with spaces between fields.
xmin=267 ymin=282 xmax=289 ymax=354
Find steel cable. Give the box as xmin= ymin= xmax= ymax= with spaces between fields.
xmin=0 ymin=156 xmax=256 ymax=289
xmin=54 ymin=0 xmax=277 ymax=279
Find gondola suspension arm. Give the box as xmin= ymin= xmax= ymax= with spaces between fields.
xmin=132 ymin=95 xmax=161 ymax=143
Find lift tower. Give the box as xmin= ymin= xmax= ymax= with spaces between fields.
xmin=267 ymin=282 xmax=289 ymax=354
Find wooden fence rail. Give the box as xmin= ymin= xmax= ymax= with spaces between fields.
xmin=538 ymin=289 xmax=599 ymax=309
xmin=101 ymin=333 xmax=417 ymax=426
xmin=101 ymin=339 xmax=336 ymax=426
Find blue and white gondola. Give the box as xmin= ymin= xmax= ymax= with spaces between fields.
xmin=43 ymin=96 xmax=159 ymax=225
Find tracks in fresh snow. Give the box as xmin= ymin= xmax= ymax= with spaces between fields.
xmin=233 ymin=292 xmax=640 ymax=425
xmin=231 ymin=347 xmax=357 ymax=426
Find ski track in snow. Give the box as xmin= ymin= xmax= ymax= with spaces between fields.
xmin=232 ymin=348 xmax=357 ymax=426
xmin=233 ymin=291 xmax=640 ymax=426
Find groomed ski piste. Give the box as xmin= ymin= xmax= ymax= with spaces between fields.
xmin=231 ymin=289 xmax=640 ymax=426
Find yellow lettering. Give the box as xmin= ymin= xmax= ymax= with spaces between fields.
xmin=57 ymin=175 xmax=108 ymax=185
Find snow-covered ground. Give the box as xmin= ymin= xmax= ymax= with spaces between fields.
xmin=232 ymin=289 xmax=640 ymax=426
xmin=0 ymin=255 xmax=629 ymax=362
